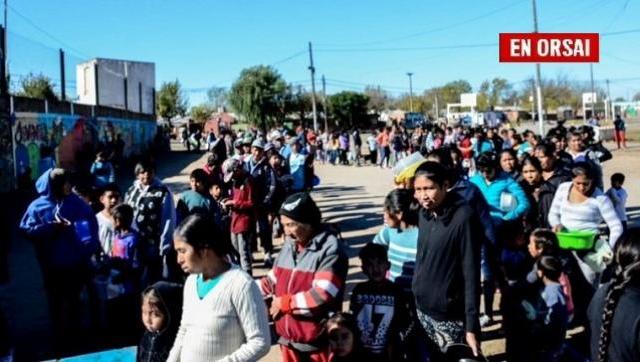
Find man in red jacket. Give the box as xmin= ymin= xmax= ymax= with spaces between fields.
xmin=222 ymin=158 xmax=255 ymax=275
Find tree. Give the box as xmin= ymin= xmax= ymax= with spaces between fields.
xmin=190 ymin=104 xmax=213 ymax=122
xmin=19 ymin=73 xmax=57 ymax=101
xmin=157 ymin=80 xmax=188 ymax=120
xmin=328 ymin=91 xmax=369 ymax=128
xmin=490 ymin=77 xmax=511 ymax=106
xmin=614 ymin=97 xmax=626 ymax=102
xmin=228 ymin=65 xmax=288 ymax=130
xmin=364 ymin=85 xmax=390 ymax=113
xmin=207 ymin=86 xmax=228 ymax=109
xmin=633 ymin=92 xmax=640 ymax=102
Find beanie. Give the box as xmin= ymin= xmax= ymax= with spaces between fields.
xmin=279 ymin=192 xmax=321 ymax=226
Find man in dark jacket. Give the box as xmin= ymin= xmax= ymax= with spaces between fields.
xmin=245 ymin=139 xmax=277 ymax=266
xmin=412 ymin=162 xmax=482 ymax=360
xmin=20 ymin=168 xmax=100 ymax=352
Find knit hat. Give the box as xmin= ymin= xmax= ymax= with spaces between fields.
xmin=279 ymin=192 xmax=321 ymax=226
xmin=251 ymin=139 xmax=265 ymax=149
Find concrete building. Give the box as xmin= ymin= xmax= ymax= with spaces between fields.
xmin=76 ymin=58 xmax=155 ymax=114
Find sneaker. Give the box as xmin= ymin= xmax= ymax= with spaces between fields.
xmin=479 ymin=314 xmax=493 ymax=327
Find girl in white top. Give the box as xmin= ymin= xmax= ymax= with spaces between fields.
xmin=548 ymin=162 xmax=622 ymax=248
xmin=168 ymin=214 xmax=270 ymax=362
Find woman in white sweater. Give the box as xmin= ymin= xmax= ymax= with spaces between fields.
xmin=167 ymin=214 xmax=270 ymax=362
xmin=548 ymin=162 xmax=622 ymax=248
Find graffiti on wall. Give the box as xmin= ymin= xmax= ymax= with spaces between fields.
xmin=0 ymin=114 xmax=13 ymax=193
xmin=12 ymin=113 xmax=156 ymax=181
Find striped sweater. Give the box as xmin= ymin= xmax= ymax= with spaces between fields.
xmin=259 ymin=227 xmax=348 ymax=351
xmin=372 ymin=226 xmax=419 ymax=291
xmin=548 ymin=182 xmax=623 ymax=247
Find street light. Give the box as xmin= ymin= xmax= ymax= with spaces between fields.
xmin=406 ymin=72 xmax=414 ymax=112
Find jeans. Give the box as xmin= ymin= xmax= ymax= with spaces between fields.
xmin=231 ymin=232 xmax=253 ymax=275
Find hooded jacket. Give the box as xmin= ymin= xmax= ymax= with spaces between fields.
xmin=137 ymin=281 xmax=183 ymax=362
xmin=537 ymin=164 xmax=572 ymax=228
xmin=19 ymin=168 xmax=100 ymax=268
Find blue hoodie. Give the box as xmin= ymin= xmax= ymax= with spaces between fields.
xmin=20 ymin=169 xmax=100 ymax=268
xmin=470 ymin=171 xmax=530 ymax=226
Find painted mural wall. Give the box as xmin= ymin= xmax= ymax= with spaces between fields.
xmin=12 ymin=112 xmax=156 ymax=182
xmin=0 ymin=115 xmax=13 ymax=193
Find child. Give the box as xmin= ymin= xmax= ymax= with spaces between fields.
xmin=523 ymin=256 xmax=569 ymax=361
xmin=96 ymin=183 xmax=120 ymax=257
xmin=606 ymin=173 xmax=628 ymax=232
xmin=138 ymin=281 xmax=183 ymax=362
xmin=526 ymin=228 xmax=574 ymax=319
xmin=372 ymin=189 xmax=419 ymax=292
xmin=327 ymin=312 xmax=364 ymax=362
xmin=90 ymin=151 xmax=116 ymax=188
xmin=350 ymin=243 xmax=407 ymax=362
xmin=176 ymin=169 xmax=221 ymax=225
xmin=222 ymin=158 xmax=255 ymax=275
xmin=110 ymin=204 xmax=141 ymax=297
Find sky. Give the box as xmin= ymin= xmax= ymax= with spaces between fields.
xmin=7 ymin=0 xmax=640 ymax=106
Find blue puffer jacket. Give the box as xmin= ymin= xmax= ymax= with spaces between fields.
xmin=20 ymin=169 xmax=99 ymax=268
xmin=470 ymin=171 xmax=530 ymax=226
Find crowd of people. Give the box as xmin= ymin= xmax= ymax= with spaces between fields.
xmin=7 ymin=114 xmax=640 ymax=362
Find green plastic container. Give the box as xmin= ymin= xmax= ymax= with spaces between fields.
xmin=556 ymin=230 xmax=597 ymax=250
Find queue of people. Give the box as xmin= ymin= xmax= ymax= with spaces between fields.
xmin=10 ymin=117 xmax=639 ymax=362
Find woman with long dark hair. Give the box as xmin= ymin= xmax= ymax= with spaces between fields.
xmin=588 ymin=228 xmax=640 ymax=362
xmin=167 ymin=214 xmax=270 ymax=362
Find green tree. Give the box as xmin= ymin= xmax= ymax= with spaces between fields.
xmin=364 ymin=85 xmax=390 ymax=113
xmin=395 ymin=93 xmax=430 ymax=114
xmin=207 ymin=86 xmax=228 ymax=109
xmin=190 ymin=104 xmax=213 ymax=122
xmin=633 ymin=92 xmax=640 ymax=102
xmin=228 ymin=65 xmax=288 ymax=130
xmin=328 ymin=91 xmax=369 ymax=128
xmin=19 ymin=73 xmax=57 ymax=101
xmin=157 ymin=80 xmax=188 ymax=120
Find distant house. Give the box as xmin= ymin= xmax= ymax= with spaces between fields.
xmin=76 ymin=58 xmax=155 ymax=114
xmin=204 ymin=108 xmax=237 ymax=136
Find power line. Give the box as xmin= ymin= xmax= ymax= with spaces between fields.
xmin=7 ymin=4 xmax=90 ymax=59
xmin=316 ymin=42 xmax=497 ymax=53
xmin=601 ymin=28 xmax=640 ymax=36
xmin=317 ymin=0 xmax=526 ymax=47
xmin=269 ymin=50 xmax=306 ymax=66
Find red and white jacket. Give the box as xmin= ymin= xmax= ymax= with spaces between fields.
xmin=259 ymin=228 xmax=348 ymax=350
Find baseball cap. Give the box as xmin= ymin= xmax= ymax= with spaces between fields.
xmin=222 ymin=158 xmax=242 ymax=183
xmin=251 ymin=139 xmax=266 ymax=149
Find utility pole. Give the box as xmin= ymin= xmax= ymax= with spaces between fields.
xmin=59 ymin=49 xmax=65 ymax=101
xmin=4 ymin=0 xmax=7 ymax=79
xmin=532 ymin=0 xmax=544 ymax=135
xmin=606 ymin=79 xmax=612 ymax=120
xmin=589 ymin=63 xmax=595 ymax=120
xmin=406 ymin=72 xmax=414 ymax=112
xmin=434 ymin=93 xmax=439 ymax=121
xmin=308 ymin=42 xmax=318 ymax=131
xmin=321 ymin=74 xmax=328 ymax=131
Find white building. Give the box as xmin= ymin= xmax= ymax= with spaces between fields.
xmin=76 ymin=58 xmax=155 ymax=114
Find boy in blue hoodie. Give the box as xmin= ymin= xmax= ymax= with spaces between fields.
xmin=90 ymin=151 xmax=116 ymax=188
xmin=19 ymin=168 xmax=100 ymax=352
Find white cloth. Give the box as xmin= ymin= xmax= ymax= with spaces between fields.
xmin=167 ymin=268 xmax=270 ymax=362
xmin=96 ymin=212 xmax=115 ymax=256
xmin=548 ymin=182 xmax=623 ymax=247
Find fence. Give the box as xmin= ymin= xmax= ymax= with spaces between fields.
xmin=0 ymin=95 xmax=157 ymax=193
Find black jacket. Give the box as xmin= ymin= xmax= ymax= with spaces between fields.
xmin=137 ymin=282 xmax=183 ymax=362
xmin=412 ymin=192 xmax=481 ymax=333
xmin=538 ymin=164 xmax=572 ymax=228
xmin=245 ymin=156 xmax=277 ymax=209
xmin=588 ymin=283 xmax=640 ymax=362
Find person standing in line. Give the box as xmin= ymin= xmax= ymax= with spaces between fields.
xmin=288 ymin=137 xmax=307 ymax=193
xmin=606 ymin=173 xmax=628 ymax=232
xmin=259 ymin=193 xmax=348 ymax=362
xmin=412 ymin=162 xmax=482 ymax=360
xmin=168 ymin=214 xmax=270 ymax=362
xmin=124 ymin=161 xmax=177 ymax=285
xmin=221 ymin=158 xmax=255 ymax=276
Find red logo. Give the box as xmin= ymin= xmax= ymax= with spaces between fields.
xmin=499 ymin=33 xmax=599 ymax=63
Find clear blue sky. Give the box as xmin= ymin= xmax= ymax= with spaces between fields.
xmin=7 ymin=0 xmax=640 ymax=105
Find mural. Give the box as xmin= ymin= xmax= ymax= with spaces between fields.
xmin=12 ymin=113 xmax=156 ymax=181
xmin=0 ymin=114 xmax=13 ymax=193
